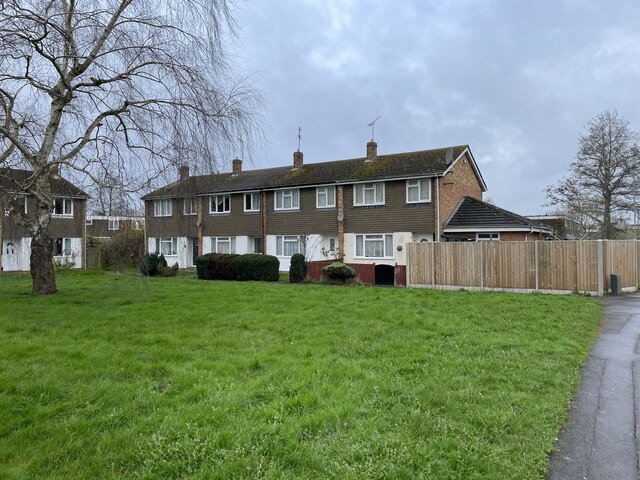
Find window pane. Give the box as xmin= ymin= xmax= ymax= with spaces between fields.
xmin=420 ymin=179 xmax=429 ymax=200
xmin=276 ymin=236 xmax=283 ymax=256
xmin=276 ymin=192 xmax=282 ymax=209
xmin=355 ymin=185 xmax=363 ymax=204
xmin=364 ymin=186 xmax=374 ymax=204
xmin=408 ymin=185 xmax=419 ymax=202
xmin=356 ymin=235 xmax=363 ymax=256
xmin=317 ymin=189 xmax=326 ymax=207
xmin=327 ymin=186 xmax=335 ymax=206
xmin=254 ymin=193 xmax=260 ymax=210
xmin=375 ymin=184 xmax=383 ymax=203
xmin=385 ymin=234 xmax=393 ymax=257
xmin=284 ymin=193 xmax=292 ymax=209
xmin=292 ymin=190 xmax=299 ymax=208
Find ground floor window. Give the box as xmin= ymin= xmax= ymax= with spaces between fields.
xmin=211 ymin=236 xmax=236 ymax=254
xmin=156 ymin=237 xmax=177 ymax=256
xmin=253 ymin=237 xmax=263 ymax=254
xmin=50 ymin=238 xmax=72 ymax=256
xmin=276 ymin=235 xmax=305 ymax=257
xmin=355 ymin=233 xmax=393 ymax=258
xmin=476 ymin=232 xmax=500 ymax=241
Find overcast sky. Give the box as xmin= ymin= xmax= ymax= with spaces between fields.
xmin=234 ymin=0 xmax=640 ymax=215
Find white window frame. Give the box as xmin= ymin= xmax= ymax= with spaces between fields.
xmin=353 ymin=182 xmax=385 ymax=206
xmin=211 ymin=236 xmax=237 ymax=254
xmin=476 ymin=232 xmax=500 ymax=242
xmin=354 ymin=233 xmax=394 ymax=259
xmin=184 ymin=197 xmax=197 ymax=215
xmin=316 ymin=186 xmax=336 ymax=209
xmin=209 ymin=194 xmax=231 ymax=214
xmin=53 ymin=197 xmax=73 ymax=216
xmin=406 ymin=178 xmax=431 ymax=204
xmin=154 ymin=199 xmax=172 ymax=217
xmin=108 ymin=218 xmax=120 ymax=231
xmin=275 ymin=235 xmax=305 ymax=257
xmin=274 ymin=189 xmax=300 ymax=211
xmin=328 ymin=238 xmax=337 ymax=252
xmin=244 ymin=192 xmax=260 ymax=212
xmin=51 ymin=238 xmax=72 ymax=256
xmin=156 ymin=237 xmax=178 ymax=256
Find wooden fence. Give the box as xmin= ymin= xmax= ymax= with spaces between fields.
xmin=406 ymin=240 xmax=640 ymax=295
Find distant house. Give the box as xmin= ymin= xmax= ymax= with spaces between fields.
xmin=1 ymin=168 xmax=89 ymax=271
xmin=86 ymin=215 xmax=144 ymax=241
xmin=142 ymin=142 xmax=496 ymax=272
xmin=526 ymin=214 xmax=581 ymax=240
xmin=443 ymin=197 xmax=553 ymax=241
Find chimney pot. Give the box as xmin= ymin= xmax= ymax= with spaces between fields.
xmin=293 ymin=150 xmax=303 ymax=169
xmin=179 ymin=165 xmax=189 ymax=181
xmin=366 ymin=141 xmax=378 ymax=159
xmin=232 ymin=158 xmax=242 ymax=174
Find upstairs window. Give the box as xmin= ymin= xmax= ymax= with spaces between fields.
xmin=210 ymin=194 xmax=230 ymax=214
xmin=406 ymin=179 xmax=431 ymax=203
xmin=108 ymin=219 xmax=120 ymax=231
xmin=244 ymin=192 xmax=260 ymax=212
xmin=184 ymin=197 xmax=197 ymax=215
xmin=354 ymin=183 xmax=384 ymax=206
xmin=154 ymin=199 xmax=172 ymax=217
xmin=316 ymin=186 xmax=336 ymax=208
xmin=275 ymin=189 xmax=299 ymax=211
xmin=53 ymin=198 xmax=73 ymax=216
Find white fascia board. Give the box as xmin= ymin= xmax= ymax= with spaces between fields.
xmin=444 ymin=226 xmax=548 ymax=233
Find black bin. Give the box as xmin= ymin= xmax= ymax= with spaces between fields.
xmin=610 ymin=274 xmax=622 ymax=296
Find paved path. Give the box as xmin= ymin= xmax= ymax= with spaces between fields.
xmin=548 ymin=293 xmax=640 ymax=480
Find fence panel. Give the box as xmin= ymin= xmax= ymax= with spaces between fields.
xmin=406 ymin=239 xmax=638 ymax=295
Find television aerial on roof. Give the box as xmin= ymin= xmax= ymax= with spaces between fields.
xmin=368 ymin=116 xmax=381 ymax=141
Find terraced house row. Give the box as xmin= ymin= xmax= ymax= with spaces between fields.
xmin=142 ymin=141 xmax=552 ymax=273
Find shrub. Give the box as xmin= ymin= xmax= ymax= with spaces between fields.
xmin=195 ymin=253 xmax=239 ymax=280
xmin=322 ymin=262 xmax=356 ymax=284
xmin=158 ymin=263 xmax=179 ymax=277
xmin=229 ymin=254 xmax=280 ymax=282
xmin=158 ymin=253 xmax=168 ymax=270
xmin=102 ymin=227 xmax=145 ymax=269
xmin=289 ymin=253 xmax=306 ymax=283
xmin=139 ymin=252 xmax=160 ymax=277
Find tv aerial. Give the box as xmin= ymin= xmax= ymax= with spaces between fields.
xmin=368 ymin=116 xmax=381 ymax=141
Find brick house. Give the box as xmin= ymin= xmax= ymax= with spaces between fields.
xmin=86 ymin=215 xmax=144 ymax=240
xmin=141 ymin=141 xmax=548 ymax=281
xmin=1 ymin=168 xmax=89 ymax=271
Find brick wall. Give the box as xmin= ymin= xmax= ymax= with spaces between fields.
xmin=438 ymin=152 xmax=483 ymax=239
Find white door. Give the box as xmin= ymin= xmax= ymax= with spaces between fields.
xmin=3 ymin=240 xmax=19 ymax=271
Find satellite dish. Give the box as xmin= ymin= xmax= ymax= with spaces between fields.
xmin=337 ymin=213 xmax=344 ymax=222
xmin=445 ymin=147 xmax=454 ymax=165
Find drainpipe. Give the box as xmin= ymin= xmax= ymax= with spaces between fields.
xmin=261 ymin=191 xmax=267 ymax=254
xmin=197 ymin=196 xmax=203 ymax=258
xmin=83 ymin=200 xmax=87 ymax=269
xmin=337 ymin=185 xmax=344 ymax=259
xmin=435 ymin=176 xmax=441 ymax=242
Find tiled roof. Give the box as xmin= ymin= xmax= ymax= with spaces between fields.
xmin=444 ymin=196 xmax=552 ymax=232
xmin=142 ymin=145 xmax=473 ymax=200
xmin=0 ymin=168 xmax=89 ymax=198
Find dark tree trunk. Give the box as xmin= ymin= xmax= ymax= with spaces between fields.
xmin=30 ymin=224 xmax=57 ymax=296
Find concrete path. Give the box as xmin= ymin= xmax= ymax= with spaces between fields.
xmin=548 ymin=293 xmax=640 ymax=480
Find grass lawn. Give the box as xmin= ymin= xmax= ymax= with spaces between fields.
xmin=0 ymin=271 xmax=601 ymax=479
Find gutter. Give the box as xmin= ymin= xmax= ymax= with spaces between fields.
xmin=435 ymin=176 xmax=441 ymax=242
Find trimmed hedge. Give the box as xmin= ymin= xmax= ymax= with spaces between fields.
xmin=230 ymin=254 xmax=280 ymax=282
xmin=196 ymin=253 xmax=280 ymax=282
xmin=195 ymin=253 xmax=239 ymax=280
xmin=322 ymin=262 xmax=356 ymax=283
xmin=289 ymin=253 xmax=306 ymax=283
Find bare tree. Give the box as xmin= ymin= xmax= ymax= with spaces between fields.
xmin=0 ymin=0 xmax=260 ymax=294
xmin=545 ymin=110 xmax=640 ymax=239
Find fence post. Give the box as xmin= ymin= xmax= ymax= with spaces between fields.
xmin=431 ymin=243 xmax=435 ymax=288
xmin=479 ymin=243 xmax=484 ymax=290
xmin=597 ymin=239 xmax=604 ymax=296
xmin=534 ymin=241 xmax=539 ymax=291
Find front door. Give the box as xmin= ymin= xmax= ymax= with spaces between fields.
xmin=192 ymin=237 xmax=199 ymax=265
xmin=2 ymin=240 xmax=18 ymax=271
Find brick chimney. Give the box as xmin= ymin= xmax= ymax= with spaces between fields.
xmin=293 ymin=150 xmax=303 ymax=169
xmin=179 ymin=165 xmax=189 ymax=181
xmin=232 ymin=158 xmax=242 ymax=174
xmin=366 ymin=140 xmax=378 ymax=159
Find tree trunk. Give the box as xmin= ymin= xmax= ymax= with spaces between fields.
xmin=30 ymin=227 xmax=57 ymax=295
xmin=603 ymin=195 xmax=612 ymax=239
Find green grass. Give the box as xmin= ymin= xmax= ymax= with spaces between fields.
xmin=0 ymin=271 xmax=601 ymax=479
